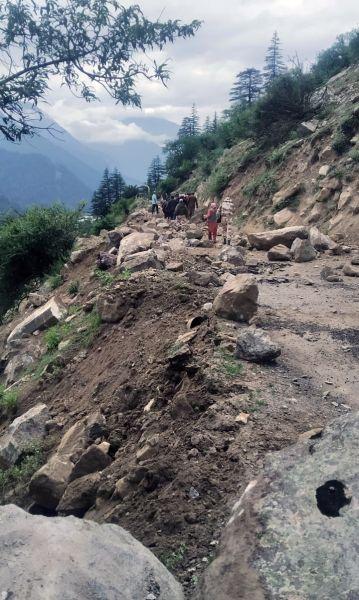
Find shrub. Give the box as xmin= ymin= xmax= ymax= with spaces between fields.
xmin=332 ymin=131 xmax=350 ymax=155
xmin=0 ymin=442 xmax=44 ymax=499
xmin=94 ymin=269 xmax=115 ymax=286
xmin=44 ymin=327 xmax=62 ymax=351
xmin=0 ymin=204 xmax=79 ymax=318
xmin=349 ymin=147 xmax=359 ymax=162
xmin=68 ymin=280 xmax=79 ymax=296
xmin=46 ymin=273 xmax=63 ymax=290
xmin=0 ymin=385 xmax=18 ymax=419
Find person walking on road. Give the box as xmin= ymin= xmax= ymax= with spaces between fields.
xmin=206 ymin=202 xmax=219 ymax=243
xmin=174 ymin=197 xmax=189 ymax=221
xmin=151 ymin=192 xmax=159 ymax=215
xmin=187 ymin=193 xmax=198 ymax=218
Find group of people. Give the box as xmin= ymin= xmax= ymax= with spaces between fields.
xmin=150 ymin=191 xmax=234 ymax=245
xmin=151 ymin=192 xmax=198 ymax=220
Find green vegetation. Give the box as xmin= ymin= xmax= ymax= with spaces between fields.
xmin=0 ymin=385 xmax=18 ymax=419
xmin=0 ymin=204 xmax=80 ymax=319
xmin=68 ymin=280 xmax=79 ymax=297
xmin=156 ymin=28 xmax=359 ymax=200
xmin=0 ymin=0 xmax=199 ymax=141
xmin=119 ymin=268 xmax=132 ymax=281
xmin=243 ymin=170 xmax=278 ymax=200
xmin=95 ymin=269 xmax=116 ymax=287
xmin=46 ymin=273 xmax=63 ymax=291
xmin=217 ymin=349 xmax=244 ymax=378
xmin=0 ymin=442 xmax=44 ymax=500
xmin=332 ymin=109 xmax=359 ymax=155
xmin=161 ymin=544 xmax=187 ymax=571
xmin=349 ymin=147 xmax=359 ymax=162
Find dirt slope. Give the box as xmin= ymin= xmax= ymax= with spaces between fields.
xmin=0 ymin=213 xmax=358 ymax=598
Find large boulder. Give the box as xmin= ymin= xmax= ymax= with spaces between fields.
xmin=291 ymin=238 xmax=316 ymax=262
xmin=57 ymin=472 xmax=101 ymax=517
xmin=0 ymin=504 xmax=184 ymax=599
xmin=69 ymin=444 xmax=112 ymax=482
xmin=248 ymin=226 xmax=308 ymax=251
xmin=107 ymin=226 xmax=133 ymax=248
xmin=30 ymin=412 xmax=107 ymax=510
xmin=186 ymin=271 xmax=221 ymax=287
xmin=272 ymin=182 xmax=304 ymax=208
xmin=121 ymin=249 xmax=164 ymax=273
xmin=309 ymin=227 xmax=337 ymax=252
xmin=201 ymin=412 xmax=359 ymax=600
xmin=97 ymin=293 xmax=131 ymax=323
xmin=213 ymin=275 xmax=258 ymax=322
xmin=267 ymin=244 xmax=291 ymax=261
xmin=7 ymin=298 xmax=66 ymax=345
xmin=235 ymin=328 xmax=281 ymax=363
xmin=273 ymin=207 xmax=294 ymax=227
xmin=116 ymin=232 xmax=155 ymax=265
xmin=0 ymin=404 xmax=49 ymax=469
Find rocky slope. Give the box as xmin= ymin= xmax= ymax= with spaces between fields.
xmin=0 ymin=210 xmax=358 ymax=598
xmin=189 ymin=65 xmax=359 ymax=241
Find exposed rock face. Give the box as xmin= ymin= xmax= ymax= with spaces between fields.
xmin=7 ymin=298 xmax=66 ymax=345
xmin=121 ymin=249 xmax=164 ymax=273
xmin=291 ymin=238 xmax=316 ymax=262
xmin=213 ymin=275 xmax=258 ymax=322
xmin=273 ymin=207 xmax=294 ymax=227
xmin=235 ymin=328 xmax=281 ymax=363
xmin=0 ymin=404 xmax=49 ymax=469
xmin=248 ymin=226 xmax=308 ymax=250
xmin=201 ymin=412 xmax=359 ymax=600
xmin=338 ymin=187 xmax=353 ymax=210
xmin=116 ymin=232 xmax=155 ymax=264
xmin=267 ymin=244 xmax=291 ymax=261
xmin=272 ymin=182 xmax=304 ymax=208
xmin=0 ymin=504 xmax=184 ymax=600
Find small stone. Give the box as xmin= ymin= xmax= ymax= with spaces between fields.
xmin=235 ymin=412 xmax=250 ymax=424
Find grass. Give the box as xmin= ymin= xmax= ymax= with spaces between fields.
xmin=46 ymin=273 xmax=63 ymax=290
xmin=243 ymin=170 xmax=278 ymax=200
xmin=0 ymin=385 xmax=18 ymax=419
xmin=94 ymin=268 xmax=116 ymax=287
xmin=118 ymin=267 xmax=132 ymax=280
xmin=266 ymin=139 xmax=299 ymax=167
xmin=217 ymin=349 xmax=244 ymax=379
xmin=0 ymin=441 xmax=44 ymax=500
xmin=349 ymin=147 xmax=359 ymax=162
xmin=160 ymin=543 xmax=187 ymax=571
xmin=332 ymin=130 xmax=350 ymax=155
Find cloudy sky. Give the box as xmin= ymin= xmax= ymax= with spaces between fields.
xmin=46 ymin=0 xmax=358 ymax=145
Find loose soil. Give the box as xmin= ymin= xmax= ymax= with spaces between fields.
xmin=2 ymin=215 xmax=358 ymax=598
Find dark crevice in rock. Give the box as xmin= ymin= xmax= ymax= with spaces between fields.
xmin=316 ymin=480 xmax=351 ymax=517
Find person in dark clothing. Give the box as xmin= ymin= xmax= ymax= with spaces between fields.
xmin=187 ymin=193 xmax=198 ymax=218
xmin=166 ymin=195 xmax=178 ymax=220
xmin=174 ymin=198 xmax=189 ymax=220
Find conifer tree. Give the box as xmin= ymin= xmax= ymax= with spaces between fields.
xmin=211 ymin=112 xmax=219 ymax=132
xmin=203 ymin=116 xmax=211 ymax=133
xmin=230 ymin=68 xmax=263 ymax=105
xmin=178 ymin=116 xmax=193 ymax=137
xmin=91 ymin=168 xmax=112 ymax=216
xmin=147 ymin=156 xmax=165 ymax=190
xmin=263 ymin=31 xmax=286 ymax=86
xmin=189 ymin=103 xmax=200 ymax=135
xmin=110 ymin=169 xmax=126 ymax=203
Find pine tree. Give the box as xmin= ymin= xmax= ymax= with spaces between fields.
xmin=203 ymin=116 xmax=211 ymax=133
xmin=189 ymin=103 xmax=200 ymax=135
xmin=178 ymin=116 xmax=192 ymax=137
xmin=229 ymin=68 xmax=263 ymax=105
xmin=91 ymin=168 xmax=112 ymax=216
xmin=211 ymin=112 xmax=218 ymax=132
xmin=110 ymin=169 xmax=126 ymax=203
xmin=263 ymin=31 xmax=286 ymax=86
xmin=147 ymin=156 xmax=165 ymax=190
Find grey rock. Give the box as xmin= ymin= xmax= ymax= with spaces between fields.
xmin=29 ymin=454 xmax=74 ymax=510
xmin=69 ymin=444 xmax=112 ymax=482
xmin=185 ymin=229 xmax=203 ymax=240
xmin=213 ymin=275 xmax=258 ymax=323
xmin=7 ymin=298 xmax=66 ymax=345
xmin=57 ymin=472 xmax=101 ymax=517
xmin=272 ymin=182 xmax=305 ymax=208
xmin=291 ymin=238 xmax=316 ymax=262
xmin=0 ymin=504 xmax=184 ymax=600
xmin=201 ymin=412 xmax=359 ymax=600
xmin=116 ymin=232 xmax=155 ymax=264
xmin=219 ymin=246 xmax=246 ymax=266
xmin=343 ymin=263 xmax=359 ymax=277
xmin=309 ymin=227 xmax=337 ymax=252
xmin=107 ymin=226 xmax=133 ymax=248
xmin=350 ymin=254 xmax=359 ymax=266
xmin=186 ymin=270 xmax=221 ymax=287
xmin=267 ymin=244 xmax=291 ymax=261
xmin=248 ymin=226 xmax=308 ymax=251
xmin=121 ymin=249 xmax=164 ymax=273
xmin=0 ymin=404 xmax=49 ymax=469
xmin=235 ymin=328 xmax=281 ymax=363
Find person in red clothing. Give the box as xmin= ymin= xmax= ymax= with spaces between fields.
xmin=206 ymin=202 xmax=219 ymax=242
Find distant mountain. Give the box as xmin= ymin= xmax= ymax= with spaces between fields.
xmin=88 ymin=116 xmax=179 ymax=183
xmin=0 ymin=149 xmax=92 ymax=209
xmin=0 ymin=115 xmax=178 ymax=213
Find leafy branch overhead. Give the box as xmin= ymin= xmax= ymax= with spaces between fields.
xmin=0 ymin=0 xmax=201 ymax=140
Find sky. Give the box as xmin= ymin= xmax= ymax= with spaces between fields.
xmin=45 ymin=0 xmax=359 ymax=145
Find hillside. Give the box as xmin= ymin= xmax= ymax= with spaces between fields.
xmin=180 ymin=66 xmax=359 ymax=241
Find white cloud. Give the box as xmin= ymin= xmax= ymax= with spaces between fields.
xmin=44 ymin=0 xmax=358 ymax=139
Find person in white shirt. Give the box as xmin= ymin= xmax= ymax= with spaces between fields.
xmin=151 ymin=192 xmax=159 ymax=215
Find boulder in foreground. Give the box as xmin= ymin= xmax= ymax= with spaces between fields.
xmin=213 ymin=275 xmax=258 ymax=322
xmin=291 ymin=238 xmax=316 ymax=262
xmin=235 ymin=328 xmax=281 ymax=363
xmin=0 ymin=504 xmax=183 ymax=600
xmin=201 ymin=412 xmax=359 ymax=600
